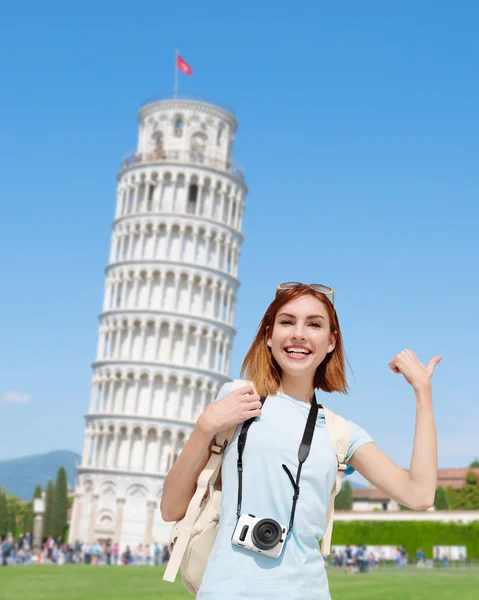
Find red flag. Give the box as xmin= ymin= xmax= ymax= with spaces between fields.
xmin=177 ymin=55 xmax=193 ymax=76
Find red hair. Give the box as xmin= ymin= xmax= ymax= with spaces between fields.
xmin=240 ymin=285 xmax=348 ymax=398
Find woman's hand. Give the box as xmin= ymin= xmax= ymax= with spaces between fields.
xmin=197 ymin=385 xmax=262 ymax=437
xmin=388 ymin=349 xmax=442 ymax=393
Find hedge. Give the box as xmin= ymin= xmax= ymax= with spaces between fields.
xmin=331 ymin=520 xmax=479 ymax=559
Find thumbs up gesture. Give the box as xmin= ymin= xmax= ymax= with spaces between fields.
xmin=388 ymin=350 xmax=442 ymax=393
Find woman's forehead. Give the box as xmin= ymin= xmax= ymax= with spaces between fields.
xmin=278 ymin=295 xmax=328 ymax=317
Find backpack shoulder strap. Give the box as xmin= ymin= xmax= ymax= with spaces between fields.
xmin=321 ymin=406 xmax=350 ymax=555
xmin=163 ymin=379 xmax=253 ymax=583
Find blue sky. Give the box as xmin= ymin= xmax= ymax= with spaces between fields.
xmin=0 ymin=1 xmax=478 ymax=484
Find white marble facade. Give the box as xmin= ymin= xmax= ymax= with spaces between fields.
xmin=69 ymin=97 xmax=247 ymax=550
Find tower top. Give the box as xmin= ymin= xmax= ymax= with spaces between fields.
xmin=126 ymin=92 xmax=244 ymax=182
xmin=139 ymin=94 xmax=237 ymax=131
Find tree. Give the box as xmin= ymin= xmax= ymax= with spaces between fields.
xmin=0 ymin=491 xmax=8 ymax=537
xmin=33 ymin=485 xmax=43 ymax=500
xmin=7 ymin=508 xmax=17 ymax=539
xmin=335 ymin=480 xmax=353 ymax=510
xmin=434 ymin=486 xmax=449 ymax=510
xmin=44 ymin=480 xmax=54 ymax=537
xmin=23 ymin=504 xmax=33 ymax=536
xmin=470 ymin=459 xmax=479 ymax=468
xmin=455 ymin=470 xmax=479 ymax=510
xmin=51 ymin=467 xmax=69 ymax=540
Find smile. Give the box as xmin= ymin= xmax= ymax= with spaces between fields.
xmin=283 ymin=347 xmax=312 ymax=360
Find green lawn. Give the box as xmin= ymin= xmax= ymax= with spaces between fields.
xmin=1 ymin=565 xmax=478 ymax=599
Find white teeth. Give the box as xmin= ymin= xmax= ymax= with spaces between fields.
xmin=285 ymin=348 xmax=310 ymax=355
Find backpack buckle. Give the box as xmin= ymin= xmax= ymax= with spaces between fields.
xmin=211 ymin=440 xmax=228 ymax=455
xmin=337 ymin=452 xmax=347 ymax=471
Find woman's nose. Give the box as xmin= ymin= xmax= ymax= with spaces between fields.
xmin=291 ymin=327 xmax=306 ymax=340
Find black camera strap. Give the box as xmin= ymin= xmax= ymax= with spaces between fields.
xmin=236 ymin=392 xmax=319 ymax=535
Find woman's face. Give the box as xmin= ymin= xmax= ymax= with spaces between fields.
xmin=266 ymin=295 xmax=336 ymax=380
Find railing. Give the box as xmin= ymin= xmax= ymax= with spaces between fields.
xmin=120 ymin=149 xmax=245 ymax=181
xmin=140 ymin=93 xmax=235 ymax=116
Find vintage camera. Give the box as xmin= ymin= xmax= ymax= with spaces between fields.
xmin=231 ymin=514 xmax=287 ymax=558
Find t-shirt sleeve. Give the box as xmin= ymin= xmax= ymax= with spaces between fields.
xmin=344 ymin=420 xmax=374 ymax=476
xmin=213 ymin=381 xmax=234 ymax=403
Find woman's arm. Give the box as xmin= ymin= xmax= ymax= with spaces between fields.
xmin=348 ymin=350 xmax=441 ymax=511
xmin=160 ymin=420 xmax=216 ymax=522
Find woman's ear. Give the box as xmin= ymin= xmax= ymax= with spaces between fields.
xmin=327 ymin=331 xmax=337 ymax=354
xmin=266 ymin=326 xmax=272 ymax=349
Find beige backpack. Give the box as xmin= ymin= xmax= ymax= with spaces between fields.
xmin=163 ymin=380 xmax=350 ymax=595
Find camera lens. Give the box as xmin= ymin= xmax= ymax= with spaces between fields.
xmin=251 ymin=518 xmax=282 ymax=550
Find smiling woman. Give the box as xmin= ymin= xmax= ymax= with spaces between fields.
xmin=160 ymin=283 xmax=441 ymax=600
xmin=242 ymin=284 xmax=348 ymax=400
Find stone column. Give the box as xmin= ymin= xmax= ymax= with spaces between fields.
xmin=225 ymin=342 xmax=232 ymax=375
xmin=139 ymin=324 xmax=148 ymax=360
xmin=146 ymin=273 xmax=155 ymax=308
xmin=213 ymin=337 xmax=219 ymax=372
xmin=101 ymin=433 xmax=109 ymax=468
xmin=70 ymin=492 xmax=83 ymax=542
xmin=88 ymin=493 xmax=100 ymax=544
xmin=113 ymin=431 xmax=122 ymax=468
xmin=105 ymin=381 xmax=113 ymax=413
xmin=144 ymin=500 xmax=157 ymax=549
xmin=238 ymin=201 xmax=244 ymax=230
xmin=140 ymin=227 xmax=148 ymax=259
xmin=167 ymin=322 xmax=175 ymax=362
xmin=199 ymin=282 xmax=207 ymax=315
xmin=126 ymin=322 xmax=134 ymax=360
xmin=218 ymin=188 xmax=225 ymax=222
xmin=114 ymin=498 xmax=126 ymax=546
xmin=205 ymin=334 xmax=213 ymax=370
xmin=109 ymin=236 xmax=117 ymax=263
xmin=121 ymin=279 xmax=128 ymax=308
xmin=82 ymin=431 xmax=91 ymax=467
xmin=89 ymin=433 xmax=97 ymax=467
xmin=215 ymin=238 xmax=223 ymax=270
xmin=226 ymin=289 xmax=233 ymax=325
xmin=133 ymin=183 xmax=140 ymax=213
xmin=233 ymin=244 xmax=239 ymax=277
xmin=96 ymin=330 xmax=104 ymax=361
xmin=194 ymin=331 xmax=202 ymax=366
xmin=117 ymin=234 xmax=124 ymax=262
xmin=221 ymin=339 xmax=228 ymax=374
xmin=192 ymin=229 xmax=199 ymax=264
xmin=227 ymin=194 xmax=234 ymax=225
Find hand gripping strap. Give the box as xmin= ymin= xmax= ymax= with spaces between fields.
xmin=163 ymin=379 xmax=254 ymax=583
xmin=321 ymin=407 xmax=350 ymax=555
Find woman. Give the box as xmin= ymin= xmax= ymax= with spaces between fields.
xmin=160 ymin=283 xmax=441 ymax=599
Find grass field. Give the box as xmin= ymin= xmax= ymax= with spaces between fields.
xmin=1 ymin=565 xmax=478 ymax=599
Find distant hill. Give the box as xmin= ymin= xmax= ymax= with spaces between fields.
xmin=350 ymin=481 xmax=366 ymax=489
xmin=0 ymin=450 xmax=81 ymax=500
xmin=0 ymin=449 xmax=366 ymax=501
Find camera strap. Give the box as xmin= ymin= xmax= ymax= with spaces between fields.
xmin=236 ymin=392 xmax=319 ymax=535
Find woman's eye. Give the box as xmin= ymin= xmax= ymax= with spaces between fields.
xmin=311 ymin=323 xmax=321 ymax=328
xmin=279 ymin=320 xmax=292 ymax=325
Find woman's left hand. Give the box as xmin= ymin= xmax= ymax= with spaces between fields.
xmin=388 ymin=349 xmax=442 ymax=392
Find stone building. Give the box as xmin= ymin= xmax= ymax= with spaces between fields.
xmin=69 ymin=95 xmax=247 ymax=550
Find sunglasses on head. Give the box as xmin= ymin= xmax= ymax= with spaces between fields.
xmin=276 ymin=282 xmax=335 ymax=305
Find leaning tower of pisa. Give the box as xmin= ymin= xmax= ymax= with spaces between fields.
xmin=69 ymin=95 xmax=247 ymax=551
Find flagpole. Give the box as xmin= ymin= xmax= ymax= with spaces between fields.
xmin=174 ymin=49 xmax=179 ymax=99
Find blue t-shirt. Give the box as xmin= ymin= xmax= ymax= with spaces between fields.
xmin=196 ymin=382 xmax=374 ymax=600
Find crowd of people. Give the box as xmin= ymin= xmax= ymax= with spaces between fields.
xmin=328 ymin=545 xmax=451 ymax=573
xmin=1 ymin=533 xmax=171 ymax=567
xmin=1 ymin=534 xmax=459 ymax=571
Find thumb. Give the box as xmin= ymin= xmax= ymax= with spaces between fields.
xmin=426 ymin=355 xmax=442 ymax=378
